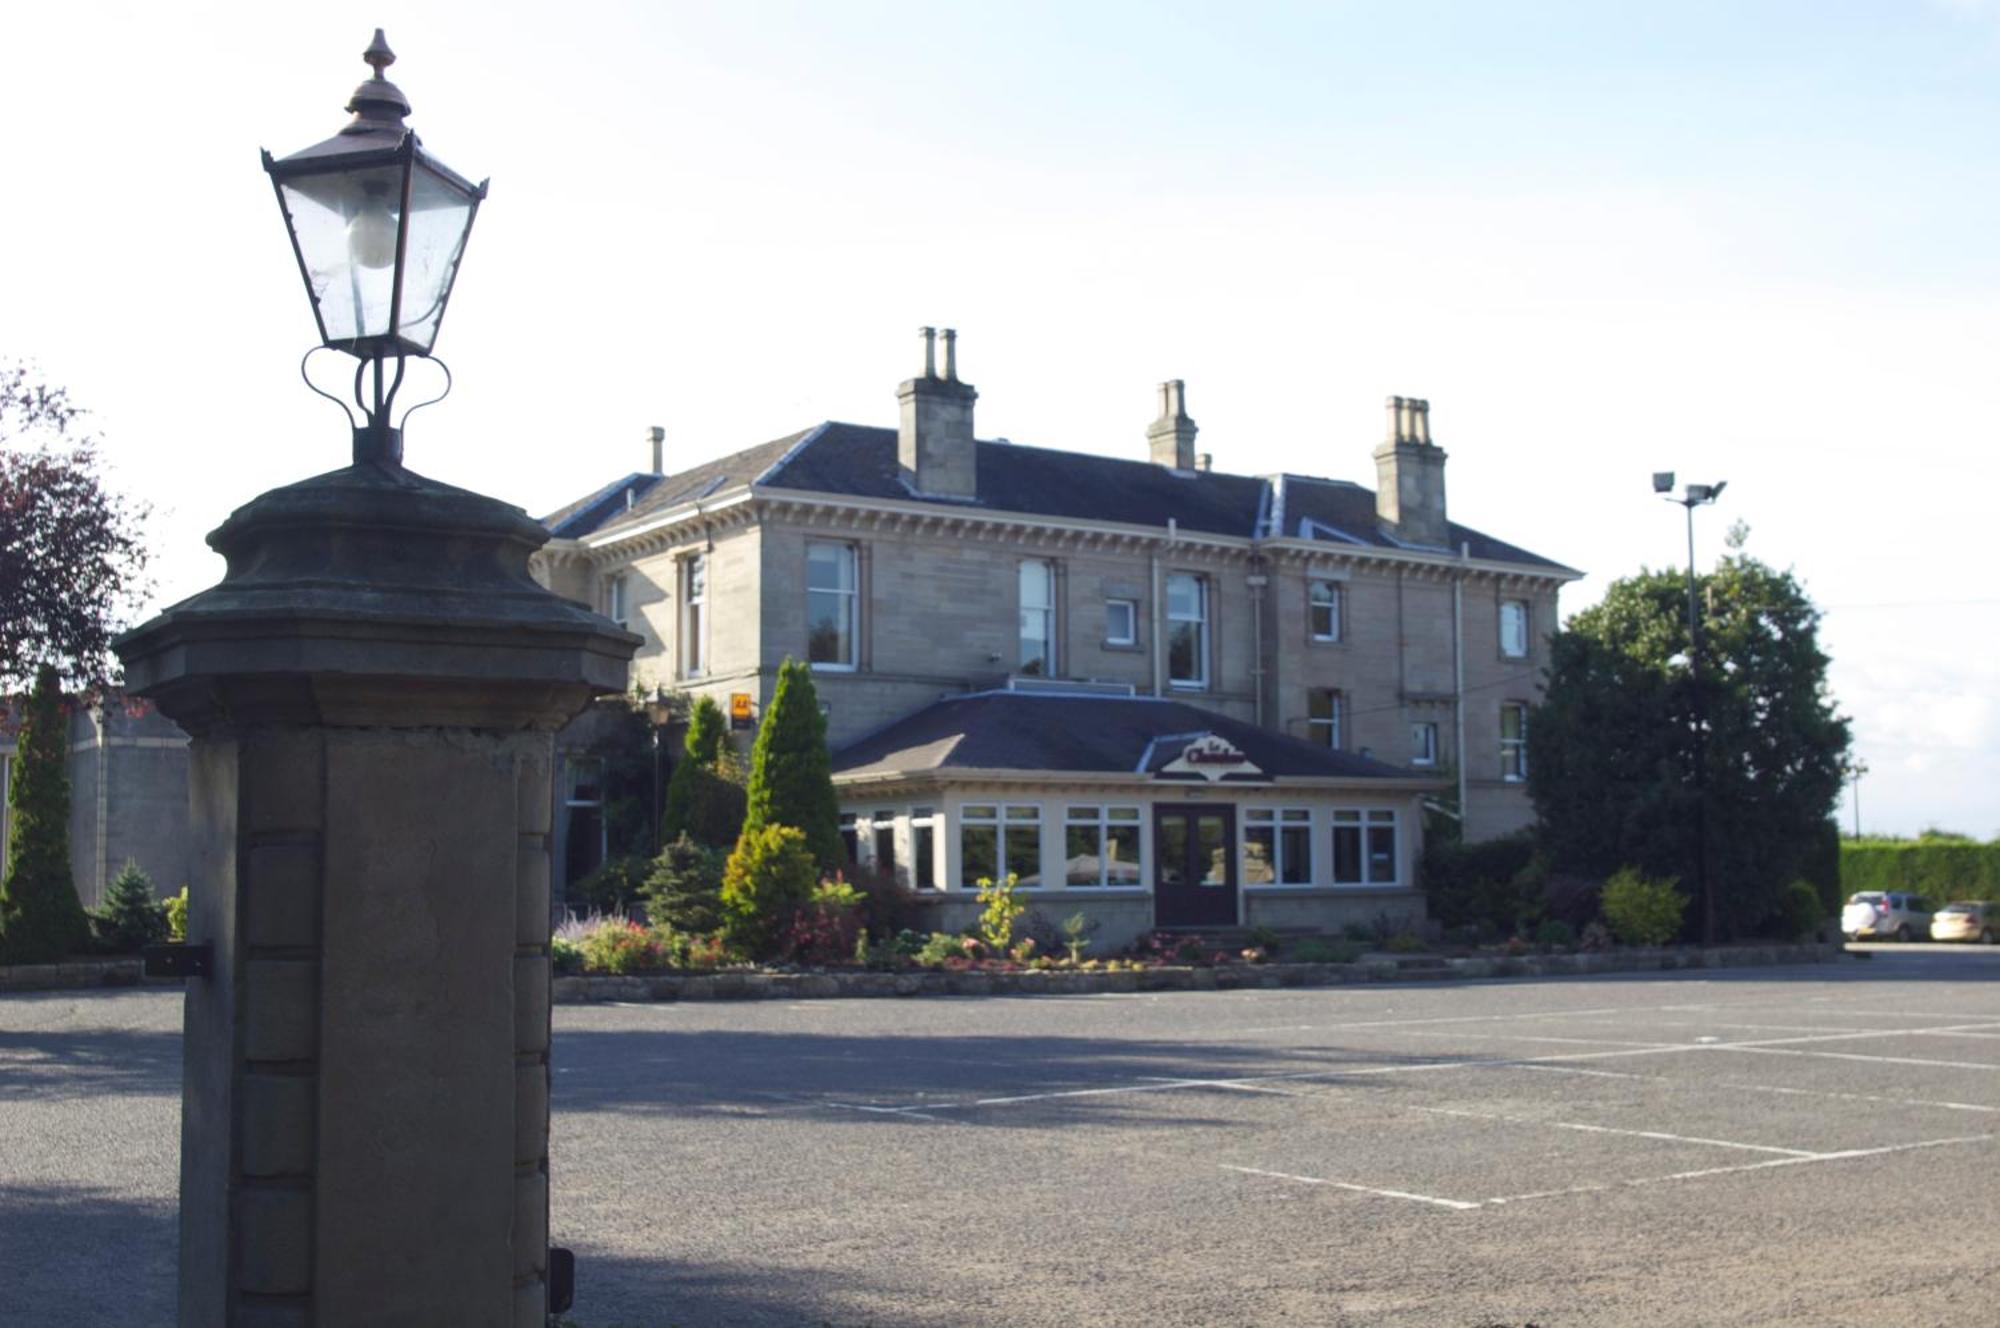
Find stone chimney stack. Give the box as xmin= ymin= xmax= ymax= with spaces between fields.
xmin=1147 ymin=379 xmax=1198 ymax=469
xmin=897 ymin=326 xmax=979 ymax=498
xmin=1372 ymin=395 xmax=1449 ymax=546
xmin=648 ymin=425 xmax=665 ymax=476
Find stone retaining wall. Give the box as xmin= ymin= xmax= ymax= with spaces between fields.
xmin=0 ymin=957 xmax=150 ymax=992
xmin=550 ymin=941 xmax=1843 ymax=1004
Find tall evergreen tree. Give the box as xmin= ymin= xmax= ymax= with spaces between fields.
xmin=661 ymin=694 xmax=727 ymax=844
xmin=741 ymin=658 xmax=842 ymax=870
xmin=1 ymin=665 xmax=89 ymax=962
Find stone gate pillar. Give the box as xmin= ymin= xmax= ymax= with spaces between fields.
xmin=117 ymin=460 xmax=636 ymax=1327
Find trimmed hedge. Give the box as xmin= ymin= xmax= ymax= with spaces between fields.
xmin=1840 ymin=840 xmax=2000 ymax=903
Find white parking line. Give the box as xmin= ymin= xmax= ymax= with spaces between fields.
xmin=1220 ymin=1165 xmax=1481 ymax=1211
xmin=1514 ymin=1062 xmax=2000 ymax=1115
xmin=1224 ymin=1135 xmax=1994 ymax=1212
xmin=1712 ymin=1045 xmax=2000 ymax=1072
xmin=1405 ymin=1104 xmax=1819 ymax=1157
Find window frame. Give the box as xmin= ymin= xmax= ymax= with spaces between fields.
xmin=1331 ymin=808 xmax=1399 ymax=886
xmin=958 ymin=802 xmax=1044 ymax=889
xmin=1500 ymin=598 xmax=1531 ymax=659
xmin=1243 ymin=807 xmax=1314 ymax=886
xmin=1307 ymin=688 xmax=1342 ymax=750
xmin=1062 ymin=804 xmax=1144 ymax=888
xmin=1501 ymin=702 xmax=1529 ymax=782
xmin=1308 ymin=580 xmax=1342 ymax=643
xmin=911 ymin=806 xmax=939 ymax=891
xmin=806 ymin=540 xmax=860 ymax=672
xmin=1411 ymin=721 xmax=1439 ymax=767
xmin=682 ymin=553 xmax=708 ymax=679
xmin=1018 ymin=558 xmax=1056 ymax=677
xmin=1104 ymin=597 xmax=1138 ymax=648
xmin=604 ymin=572 xmax=628 ymax=632
xmin=1165 ymin=572 xmax=1210 ymax=690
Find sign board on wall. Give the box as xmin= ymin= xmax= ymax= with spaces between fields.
xmin=729 ymin=692 xmax=754 ymax=730
xmin=1158 ymin=734 xmax=1262 ymax=782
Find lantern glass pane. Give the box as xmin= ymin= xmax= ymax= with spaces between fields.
xmin=396 ymin=162 xmax=478 ymax=354
xmin=278 ymin=164 xmax=405 ymax=346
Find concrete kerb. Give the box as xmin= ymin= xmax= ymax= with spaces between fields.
xmin=1 ymin=942 xmax=1844 ymax=999
xmin=549 ymin=942 xmax=1845 ymax=1005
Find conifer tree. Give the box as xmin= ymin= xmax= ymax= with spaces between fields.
xmin=741 ymin=658 xmax=842 ymax=870
xmin=0 ymin=665 xmax=89 ymax=963
xmin=661 ymin=694 xmax=727 ymax=844
xmin=93 ymin=858 xmax=167 ymax=953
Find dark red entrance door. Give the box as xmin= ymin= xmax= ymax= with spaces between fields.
xmin=1153 ymin=804 xmax=1237 ymax=928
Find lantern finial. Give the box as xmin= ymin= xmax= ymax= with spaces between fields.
xmin=343 ymin=30 xmax=411 ymax=133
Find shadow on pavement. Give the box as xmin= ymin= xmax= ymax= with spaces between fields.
xmin=0 ymin=1024 xmax=181 ymax=1100
xmin=0 ymin=1185 xmax=175 ymax=1327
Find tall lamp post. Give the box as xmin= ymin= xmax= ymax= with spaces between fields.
xmin=1653 ymin=471 xmax=1726 ymax=946
xmin=117 ymin=32 xmax=633 ymax=1325
xmin=1845 ymin=757 xmax=1870 ymax=838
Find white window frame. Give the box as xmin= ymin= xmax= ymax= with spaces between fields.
xmin=1105 ymin=597 xmax=1138 ymax=647
xmin=958 ymin=803 xmax=1043 ymax=889
xmin=1243 ymin=807 xmax=1314 ymax=886
xmin=1019 ymin=559 xmax=1056 ymax=677
xmin=1166 ymin=573 xmax=1209 ymax=690
xmin=1062 ymin=804 xmax=1144 ymax=888
xmin=604 ymin=573 xmax=629 ymax=631
xmin=1500 ymin=598 xmax=1531 ymax=659
xmin=807 ymin=541 xmax=859 ymax=671
xmin=1308 ymin=688 xmax=1341 ymax=749
xmin=1331 ymin=808 xmax=1399 ymax=886
xmin=1411 ymin=721 xmax=1438 ymax=767
xmin=682 ymin=553 xmax=708 ymax=679
xmin=1309 ymin=580 xmax=1342 ymax=643
xmin=910 ymin=806 xmax=939 ymax=891
xmin=1501 ymin=703 xmax=1529 ymax=782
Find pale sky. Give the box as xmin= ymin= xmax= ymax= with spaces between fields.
xmin=6 ymin=1 xmax=1998 ymax=837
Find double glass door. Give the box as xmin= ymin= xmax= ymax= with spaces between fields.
xmin=1153 ymin=805 xmax=1237 ymax=928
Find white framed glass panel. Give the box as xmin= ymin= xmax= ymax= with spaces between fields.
xmin=1500 ymin=599 xmax=1530 ymax=658
xmin=1366 ymin=810 xmax=1397 ymax=884
xmin=1308 ymin=689 xmax=1341 ymax=749
xmin=684 ymin=555 xmax=707 ymax=677
xmin=911 ymin=806 xmax=938 ymax=891
xmin=1004 ymin=804 xmax=1043 ymax=886
xmin=1245 ymin=808 xmax=1313 ymax=885
xmin=870 ymin=809 xmax=896 ymax=877
xmin=807 ymin=542 xmax=858 ymax=668
xmin=1501 ymin=703 xmax=1528 ymax=782
xmin=1019 ymin=560 xmax=1055 ymax=676
xmin=1166 ymin=574 xmax=1208 ymax=689
xmin=959 ymin=805 xmax=999 ymax=889
xmin=1332 ymin=810 xmax=1364 ymax=884
xmin=1309 ymin=581 xmax=1341 ymax=642
xmin=1105 ymin=598 xmax=1137 ymax=647
xmin=1412 ymin=722 xmax=1438 ymax=767
xmin=605 ymin=573 xmax=628 ymax=630
xmin=1064 ymin=805 xmax=1142 ymax=886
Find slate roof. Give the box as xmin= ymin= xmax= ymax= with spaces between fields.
xmin=830 ymin=692 xmax=1429 ymax=784
xmin=541 ymin=421 xmax=1574 ymax=573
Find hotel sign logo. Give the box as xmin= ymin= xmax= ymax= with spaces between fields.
xmin=1159 ymin=734 xmax=1261 ymax=782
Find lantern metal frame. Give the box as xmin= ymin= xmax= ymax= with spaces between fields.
xmin=262 ymin=31 xmax=489 ymax=465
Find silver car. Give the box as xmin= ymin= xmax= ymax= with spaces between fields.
xmin=1842 ymin=891 xmax=1935 ymax=942
xmin=1930 ymin=901 xmax=1998 ymax=944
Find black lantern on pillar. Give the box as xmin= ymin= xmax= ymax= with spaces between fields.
xmin=263 ymin=30 xmax=487 ymax=466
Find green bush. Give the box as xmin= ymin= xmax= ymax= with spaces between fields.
xmin=661 ymin=696 xmax=727 ymax=843
xmin=551 ymin=935 xmax=584 ymax=975
xmin=719 ymin=824 xmax=819 ymax=959
xmin=1061 ymin=911 xmax=1094 ymax=964
xmin=577 ymin=918 xmax=660 ymax=974
xmin=0 ymin=666 xmax=89 ymax=964
xmin=573 ymin=854 xmax=650 ymax=916
xmin=642 ymin=834 xmax=725 ymax=934
xmin=1287 ymin=938 xmax=1363 ymax=965
xmin=1601 ymin=867 xmax=1687 ymax=947
xmin=915 ymin=931 xmax=977 ymax=966
xmin=164 ymin=887 xmax=188 ymax=942
xmin=1775 ymin=878 xmax=1826 ymax=940
xmin=91 ymin=859 xmax=167 ymax=953
xmin=1532 ymin=918 xmax=1576 ymax=950
xmin=975 ymin=873 xmax=1025 ymax=951
xmin=1420 ymin=831 xmax=1543 ymax=933
xmin=1383 ymin=931 xmax=1426 ymax=954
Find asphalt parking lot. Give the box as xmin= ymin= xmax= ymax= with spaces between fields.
xmin=4 ymin=951 xmax=1998 ymax=1327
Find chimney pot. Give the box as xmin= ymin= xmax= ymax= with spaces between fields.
xmin=919 ymin=326 xmax=937 ymax=379
xmin=942 ymin=328 xmax=959 ymax=382
xmin=648 ymin=425 xmax=665 ymax=476
xmin=1147 ymin=378 xmax=1199 ymax=469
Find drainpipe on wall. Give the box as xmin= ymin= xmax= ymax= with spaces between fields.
xmin=1246 ymin=562 xmax=1268 ymax=727
xmin=1152 ymin=519 xmax=1177 ymax=697
xmin=1455 ymin=541 xmax=1470 ymax=832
